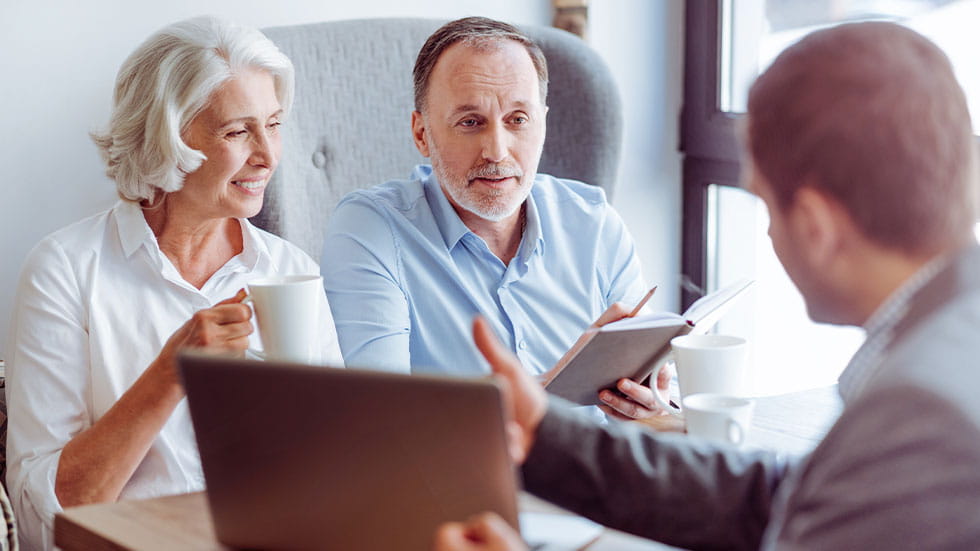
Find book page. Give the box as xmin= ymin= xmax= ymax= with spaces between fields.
xmin=600 ymin=311 xmax=684 ymax=331
xmin=683 ymin=278 xmax=754 ymax=326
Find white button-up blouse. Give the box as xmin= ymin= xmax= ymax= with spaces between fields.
xmin=5 ymin=200 xmax=343 ymax=550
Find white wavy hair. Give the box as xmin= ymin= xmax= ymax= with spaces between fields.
xmin=92 ymin=16 xmax=294 ymax=202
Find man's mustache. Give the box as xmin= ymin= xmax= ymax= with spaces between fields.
xmin=468 ymin=163 xmax=523 ymax=180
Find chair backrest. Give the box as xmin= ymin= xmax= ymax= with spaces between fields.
xmin=254 ymin=18 xmax=623 ymax=262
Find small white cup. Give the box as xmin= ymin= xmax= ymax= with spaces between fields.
xmin=652 ymin=334 xmax=747 ymax=417
xmin=246 ymin=275 xmax=322 ymax=363
xmin=683 ymin=393 xmax=754 ymax=446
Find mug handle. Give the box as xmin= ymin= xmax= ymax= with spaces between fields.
xmin=726 ymin=418 xmax=745 ymax=446
xmin=649 ymin=359 xmax=683 ymax=417
xmin=239 ymin=293 xmax=265 ymax=360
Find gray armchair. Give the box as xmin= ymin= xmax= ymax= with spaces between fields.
xmin=254 ymin=18 xmax=623 ymax=261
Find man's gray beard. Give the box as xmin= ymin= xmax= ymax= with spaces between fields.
xmin=432 ymin=159 xmax=532 ymax=223
xmin=441 ymin=179 xmax=525 ymax=222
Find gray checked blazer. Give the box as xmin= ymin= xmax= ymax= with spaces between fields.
xmin=523 ymin=244 xmax=980 ymax=550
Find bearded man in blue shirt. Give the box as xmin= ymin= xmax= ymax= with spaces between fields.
xmin=322 ymin=16 xmax=664 ymax=420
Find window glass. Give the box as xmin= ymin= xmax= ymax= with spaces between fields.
xmin=722 ymin=0 xmax=980 ymax=132
xmin=709 ymin=0 xmax=979 ymax=395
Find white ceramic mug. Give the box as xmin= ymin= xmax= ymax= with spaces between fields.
xmin=683 ymin=393 xmax=754 ymax=446
xmin=652 ymin=334 xmax=747 ymax=417
xmin=245 ymin=275 xmax=322 ymax=363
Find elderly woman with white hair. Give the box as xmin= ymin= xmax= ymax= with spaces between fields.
xmin=5 ymin=16 xmax=343 ymax=550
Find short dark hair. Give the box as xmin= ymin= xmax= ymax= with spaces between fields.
xmin=747 ymin=22 xmax=977 ymax=254
xmin=413 ymin=16 xmax=549 ymax=112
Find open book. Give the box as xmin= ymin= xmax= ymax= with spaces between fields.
xmin=544 ymin=279 xmax=754 ymax=406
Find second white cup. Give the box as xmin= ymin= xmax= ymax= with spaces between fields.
xmin=683 ymin=393 xmax=754 ymax=446
xmin=246 ymin=275 xmax=322 ymax=363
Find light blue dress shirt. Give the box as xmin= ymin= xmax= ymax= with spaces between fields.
xmin=321 ymin=164 xmax=647 ymax=376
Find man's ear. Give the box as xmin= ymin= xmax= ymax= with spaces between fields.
xmin=541 ymin=104 xmax=548 ymax=143
xmin=411 ymin=111 xmax=430 ymax=158
xmin=792 ymin=187 xmax=851 ymax=266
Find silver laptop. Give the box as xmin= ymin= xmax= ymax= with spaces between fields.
xmin=180 ymin=352 xmax=520 ymax=551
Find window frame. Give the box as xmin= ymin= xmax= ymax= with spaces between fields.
xmin=680 ymin=0 xmax=742 ymax=309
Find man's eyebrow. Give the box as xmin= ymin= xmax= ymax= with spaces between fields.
xmin=448 ymin=101 xmax=533 ymax=118
xmin=448 ymin=104 xmax=482 ymax=118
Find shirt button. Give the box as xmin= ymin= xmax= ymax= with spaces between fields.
xmin=312 ymin=150 xmax=327 ymax=168
xmin=518 ymin=340 xmax=528 ymax=350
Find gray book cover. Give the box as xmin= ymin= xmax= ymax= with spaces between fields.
xmin=545 ymin=279 xmax=753 ymax=406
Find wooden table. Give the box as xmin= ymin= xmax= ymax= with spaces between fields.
xmin=745 ymin=384 xmax=842 ymax=455
xmin=55 ymin=387 xmax=841 ymax=551
xmin=642 ymin=384 xmax=842 ymax=456
xmin=53 ymin=494 xmax=678 ymax=551
xmin=55 ymin=492 xmax=219 ymax=551
xmin=55 ymin=492 xmax=680 ymax=551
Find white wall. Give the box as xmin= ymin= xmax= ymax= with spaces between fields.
xmin=593 ymin=1 xmax=684 ymax=314
xmin=0 ymin=0 xmax=683 ymax=357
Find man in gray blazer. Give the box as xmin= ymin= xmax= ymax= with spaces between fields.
xmin=433 ymin=21 xmax=980 ymax=551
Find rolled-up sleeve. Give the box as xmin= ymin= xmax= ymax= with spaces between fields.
xmin=5 ymin=238 xmax=93 ymax=550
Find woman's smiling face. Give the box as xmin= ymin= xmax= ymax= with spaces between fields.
xmin=176 ymin=67 xmax=283 ymax=221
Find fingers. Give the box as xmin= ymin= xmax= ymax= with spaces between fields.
xmin=466 ymin=512 xmax=525 ymax=550
xmin=197 ymin=289 xmax=254 ymax=328
xmin=181 ymin=299 xmax=254 ymax=351
xmin=153 ymin=291 xmax=254 ymax=387
xmin=189 ymin=309 xmax=251 ymax=338
xmin=472 ymin=316 xmax=547 ymax=464
xmin=593 ymin=302 xmax=632 ymax=328
xmin=432 ymin=513 xmax=526 ymax=551
xmin=200 ymin=302 xmax=253 ymax=325
xmin=216 ymin=288 xmax=249 ymax=305
xmin=474 ymin=317 xmax=525 ymax=464
xmin=615 ymin=378 xmax=657 ymax=407
xmin=213 ymin=322 xmax=254 ymax=351
xmin=656 ymin=362 xmax=674 ymax=390
xmin=432 ymin=521 xmax=471 ymax=551
xmin=203 ymin=289 xmax=252 ymax=330
xmin=504 ymin=422 xmax=528 ymax=465
xmin=598 ymin=379 xmax=661 ymax=420
xmin=599 ymin=390 xmax=650 ymax=420
xmin=473 ymin=317 xmax=523 ymax=378
xmin=555 ymin=301 xmax=642 ymax=384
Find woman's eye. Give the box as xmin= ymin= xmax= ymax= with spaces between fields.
xmin=511 ymin=115 xmax=528 ymax=125
xmin=226 ymin=130 xmax=247 ymax=139
xmin=268 ymin=121 xmax=282 ymax=130
xmin=460 ymin=118 xmax=478 ymax=127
